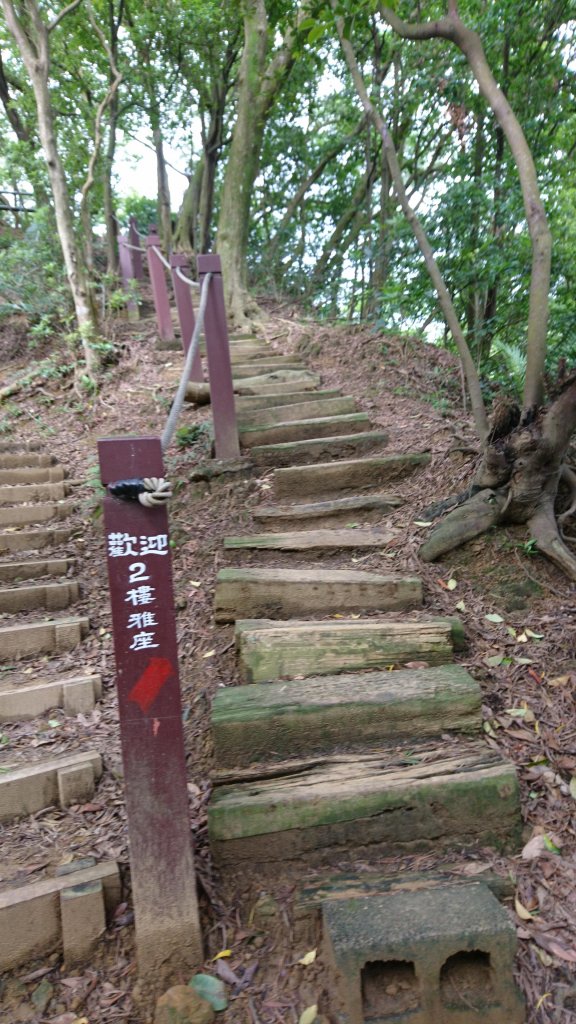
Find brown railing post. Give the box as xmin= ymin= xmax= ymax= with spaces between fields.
xmin=128 ymin=216 xmax=144 ymax=280
xmin=170 ymin=253 xmax=203 ymax=383
xmin=118 ymin=236 xmax=139 ymax=322
xmin=197 ymin=254 xmax=240 ymax=460
xmin=98 ymin=435 xmax=202 ymax=981
xmin=145 ymin=234 xmax=175 ymax=344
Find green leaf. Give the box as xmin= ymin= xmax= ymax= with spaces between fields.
xmin=455 ymin=600 xmax=466 ymax=612
xmin=543 ymin=834 xmax=562 ymax=854
xmin=485 ymin=613 xmax=504 ymax=623
xmin=414 ymin=520 xmax=433 ymax=527
xmin=307 ymin=24 xmax=325 ymax=43
xmin=484 ymin=654 xmax=504 ymax=667
xmin=299 ymin=1006 xmax=318 ymax=1024
xmin=525 ymin=628 xmax=544 ymax=639
xmin=189 ymin=974 xmax=228 ymax=1011
xmin=569 ymin=777 xmax=576 ymax=801
xmin=446 ymin=578 xmax=457 ymax=590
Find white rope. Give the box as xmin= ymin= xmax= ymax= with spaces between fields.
xmin=161 ymin=272 xmax=212 ymax=452
xmin=175 ymin=265 xmax=201 ymax=290
xmin=121 ymin=240 xmax=144 ymax=253
xmin=152 ymin=244 xmax=172 ymax=270
xmin=138 ymin=477 xmax=172 ymax=506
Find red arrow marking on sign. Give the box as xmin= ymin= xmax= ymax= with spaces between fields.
xmin=128 ymin=657 xmax=173 ymax=713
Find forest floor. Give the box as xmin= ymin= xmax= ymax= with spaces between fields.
xmin=1 ymin=298 xmax=576 ymax=1024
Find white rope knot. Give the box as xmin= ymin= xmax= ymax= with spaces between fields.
xmin=138 ymin=477 xmax=172 ymax=507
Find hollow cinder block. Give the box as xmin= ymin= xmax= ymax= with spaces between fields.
xmin=323 ymin=883 xmax=524 ymax=1024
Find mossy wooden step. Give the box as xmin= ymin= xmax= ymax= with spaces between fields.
xmin=0 ymin=616 xmax=89 ymax=661
xmin=229 ymin=346 xmax=272 ymax=362
xmin=273 ymin=453 xmax=430 ymax=498
xmin=0 ymin=500 xmax=75 ymax=528
xmin=238 ymin=396 xmax=357 ymax=429
xmin=0 ymin=860 xmax=120 ymax=973
xmin=223 ymin=526 xmax=398 ymax=553
xmin=234 ymin=370 xmax=320 ymax=395
xmin=0 ymin=481 xmax=67 ymax=505
xmin=233 ymin=360 xmax=305 ymax=379
xmin=236 ymin=616 xmax=464 ymax=683
xmin=240 ymin=413 xmax=371 ymax=448
xmin=212 ymin=665 xmax=482 ymax=768
xmin=235 ymin=389 xmax=342 ymax=412
xmin=0 ymin=580 xmax=79 ymax=613
xmin=0 ymin=526 xmax=73 ymax=554
xmin=0 ymin=672 xmax=102 ymax=721
xmin=251 ymin=430 xmax=388 ymax=468
xmin=208 ymin=739 xmax=521 ymax=867
xmin=0 ymin=466 xmax=65 ymax=486
xmin=252 ymin=493 xmax=404 ymax=531
xmin=0 ymin=557 xmax=72 ymax=583
xmin=0 ymin=453 xmax=54 ymax=469
xmin=215 ymin=568 xmax=422 ymax=623
xmin=0 ymin=750 xmax=102 ymax=822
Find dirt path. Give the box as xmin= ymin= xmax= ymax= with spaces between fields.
xmin=0 ymin=303 xmax=575 ymax=1023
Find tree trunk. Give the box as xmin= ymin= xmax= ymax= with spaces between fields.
xmin=103 ymin=96 xmax=119 ymax=275
xmin=174 ymin=156 xmax=204 ymax=253
xmin=152 ymin=117 xmax=172 ymax=253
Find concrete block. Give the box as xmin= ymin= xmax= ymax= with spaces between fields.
xmin=0 ymin=615 xmax=89 ymax=661
xmin=0 ymin=861 xmax=120 ymax=971
xmin=0 ymin=499 xmax=75 ymax=528
xmin=0 ymin=526 xmax=73 ymax=554
xmin=0 ymin=579 xmax=78 ymax=612
xmin=0 ymin=750 xmax=101 ymax=821
xmin=323 ymin=883 xmax=524 ymax=1024
xmin=0 ymin=557 xmax=71 ymax=583
xmin=0 ymin=466 xmax=65 ymax=485
xmin=61 ymin=880 xmax=106 ymax=966
xmin=0 ymin=452 xmax=53 ymax=468
xmin=63 ymin=675 xmax=102 ymax=715
xmin=0 ymin=481 xmax=67 ymax=505
xmin=57 ymin=761 xmax=96 ymax=807
xmin=0 ymin=673 xmax=101 ymax=721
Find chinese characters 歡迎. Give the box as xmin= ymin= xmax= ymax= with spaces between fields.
xmin=107 ymin=532 xmax=169 ymax=652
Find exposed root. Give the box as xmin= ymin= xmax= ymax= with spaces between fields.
xmin=419 ymin=489 xmax=507 ymax=562
xmin=529 ymin=501 xmax=576 ymax=582
xmin=558 ymin=465 xmax=576 ymax=527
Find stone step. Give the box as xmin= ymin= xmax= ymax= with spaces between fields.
xmin=0 ymin=480 xmax=67 ymax=505
xmin=0 ymin=616 xmax=89 ymax=660
xmin=208 ymin=739 xmax=521 ymax=868
xmin=223 ymin=526 xmax=398 ymax=553
xmin=0 ymin=672 xmax=102 ymax=721
xmin=0 ymin=499 xmax=75 ymax=528
xmin=0 ymin=466 xmax=65 ymax=485
xmin=0 ymin=440 xmax=43 ymax=453
xmin=0 ymin=750 xmax=102 ymax=822
xmin=0 ymin=526 xmax=73 ymax=554
xmin=234 ymin=370 xmax=320 ymax=395
xmin=235 ymin=389 xmax=342 ymax=412
xmin=0 ymin=860 xmax=120 ymax=972
xmin=0 ymin=557 xmax=72 ymax=583
xmin=324 ymin=884 xmax=524 ymax=1024
xmin=238 ymin=396 xmax=357 ymax=429
xmin=229 ymin=346 xmax=273 ymax=362
xmin=214 ymin=568 xmax=422 ymax=623
xmin=236 ymin=617 xmax=464 ymax=683
xmin=0 ymin=579 xmax=79 ymax=613
xmin=252 ymin=493 xmax=404 ymax=531
xmin=212 ymin=665 xmax=482 ymax=769
xmin=273 ymin=453 xmax=430 ymax=498
xmin=240 ymin=413 xmax=371 ymax=448
xmin=233 ymin=359 xmax=305 ymax=378
xmin=250 ymin=430 xmax=389 ymax=468
xmin=0 ymin=453 xmax=55 ymax=469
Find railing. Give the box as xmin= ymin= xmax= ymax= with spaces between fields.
xmin=116 ymin=225 xmax=239 ymax=461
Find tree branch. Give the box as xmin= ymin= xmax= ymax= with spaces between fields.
xmin=48 ymin=0 xmax=85 ymax=33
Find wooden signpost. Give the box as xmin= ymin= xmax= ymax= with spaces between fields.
xmin=197 ymin=254 xmax=240 ymax=460
xmin=98 ymin=435 xmax=202 ymax=981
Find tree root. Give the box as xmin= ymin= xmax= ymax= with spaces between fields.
xmin=419 ymin=489 xmax=507 ymax=562
xmin=529 ymin=502 xmax=576 ymax=582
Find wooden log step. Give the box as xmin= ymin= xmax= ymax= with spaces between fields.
xmin=212 ymin=665 xmax=482 ymax=769
xmin=236 ymin=617 xmax=464 ymax=683
xmin=0 ymin=616 xmax=89 ymax=661
xmin=0 ymin=750 xmax=102 ymax=822
xmin=0 ymin=526 xmax=73 ymax=554
xmin=0 ymin=481 xmax=67 ymax=505
xmin=250 ymin=430 xmax=389 ymax=468
xmin=214 ymin=568 xmax=422 ymax=623
xmin=223 ymin=527 xmax=398 ymax=553
xmin=238 ymin=396 xmax=357 ymax=429
xmin=0 ymin=453 xmax=55 ymax=469
xmin=0 ymin=557 xmax=72 ymax=583
xmin=229 ymin=346 xmax=273 ymax=362
xmin=0 ymin=580 xmax=79 ymax=613
xmin=232 ymin=359 xmax=305 ymax=378
xmin=208 ymin=739 xmax=522 ymax=867
xmin=0 ymin=500 xmax=75 ymax=528
xmin=252 ymin=493 xmax=404 ymax=531
xmin=235 ymin=389 xmax=342 ymax=412
xmin=240 ymin=413 xmax=371 ymax=448
xmin=234 ymin=370 xmax=320 ymax=395
xmin=273 ymin=453 xmax=430 ymax=498
xmin=0 ymin=466 xmax=65 ymax=485
xmin=0 ymin=860 xmax=120 ymax=972
xmin=0 ymin=672 xmax=102 ymax=721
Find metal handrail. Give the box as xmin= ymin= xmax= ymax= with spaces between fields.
xmin=175 ymin=265 xmax=201 ymax=290
xmin=160 ymin=272 xmax=212 ymax=452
